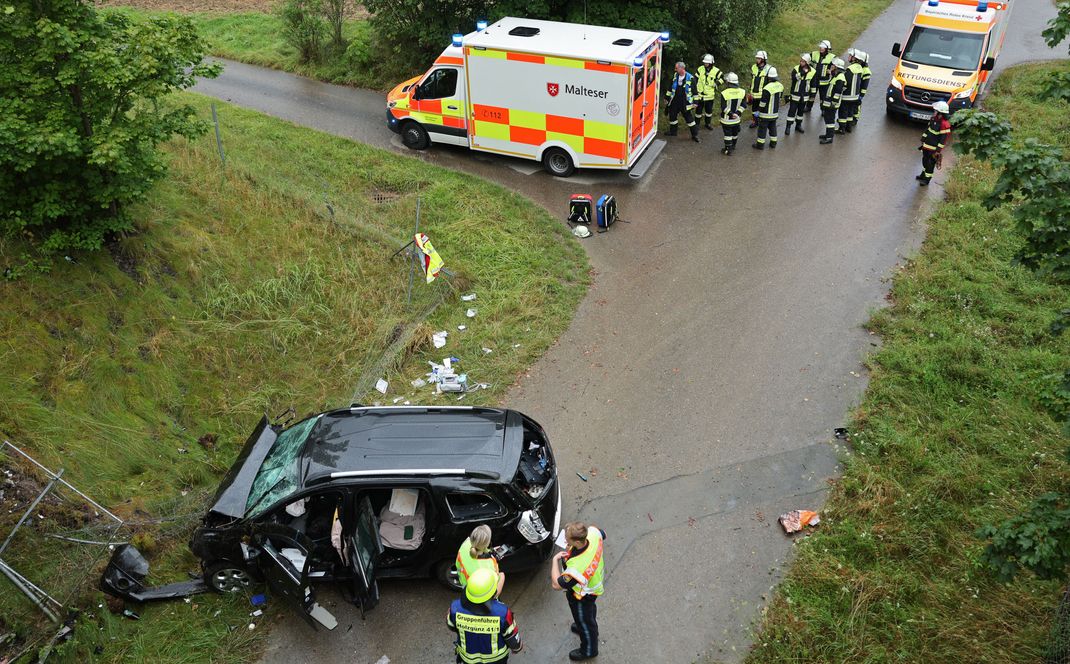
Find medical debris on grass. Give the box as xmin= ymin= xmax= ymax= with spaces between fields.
xmin=779 ymin=510 xmax=821 ymax=534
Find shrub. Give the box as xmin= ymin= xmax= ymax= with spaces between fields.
xmin=278 ymin=0 xmax=327 ymax=63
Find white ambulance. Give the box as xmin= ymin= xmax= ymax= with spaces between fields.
xmin=386 ymin=17 xmax=666 ymax=177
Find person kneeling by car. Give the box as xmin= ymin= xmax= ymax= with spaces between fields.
xmin=448 ymin=568 xmax=523 ymax=663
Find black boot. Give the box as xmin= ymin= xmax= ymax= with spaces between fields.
xmin=784 ymin=124 xmax=791 ymax=136
xmin=796 ymin=122 xmax=805 ymax=134
xmin=752 ymin=142 xmax=764 ymax=150
xmin=721 ymin=145 xmax=731 ymax=155
xmin=819 ymin=136 xmax=833 ymax=144
xmin=569 ymin=649 xmax=597 ymax=661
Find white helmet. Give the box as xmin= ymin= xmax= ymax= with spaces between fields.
xmin=819 ymin=39 xmax=831 ymax=51
xmin=847 ymin=47 xmax=856 ymax=59
xmin=572 ymin=225 xmax=591 ymax=238
xmin=702 ymin=53 xmax=714 ymax=65
xmin=858 ymin=50 xmax=870 ymax=64
xmin=800 ymin=53 xmax=812 ymax=64
xmin=755 ymin=50 xmax=768 ymax=60
xmin=932 ymin=101 xmax=950 ymax=114
xmin=767 ymin=67 xmax=779 ymax=79
xmin=832 ymin=57 xmax=845 ymax=69
xmin=725 ymin=72 xmax=739 ymax=85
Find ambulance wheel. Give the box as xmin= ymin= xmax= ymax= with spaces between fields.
xmin=401 ymin=121 xmax=430 ymax=150
xmin=542 ymin=148 xmax=575 ymax=177
xmin=435 ymin=559 xmax=463 ymax=592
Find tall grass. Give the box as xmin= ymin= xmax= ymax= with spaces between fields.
xmin=0 ymin=92 xmax=587 ymax=661
xmin=745 ymin=62 xmax=1070 ymax=664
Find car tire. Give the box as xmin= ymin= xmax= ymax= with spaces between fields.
xmin=401 ymin=121 xmax=430 ymax=150
xmin=205 ymin=560 xmax=254 ymax=593
xmin=541 ymin=147 xmax=575 ymax=178
xmin=434 ymin=559 xmax=463 ymax=592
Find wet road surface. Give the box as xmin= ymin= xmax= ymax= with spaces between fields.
xmin=191 ymin=1 xmax=1063 ymax=661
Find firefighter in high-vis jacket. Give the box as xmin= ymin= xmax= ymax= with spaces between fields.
xmin=695 ymin=54 xmax=725 ymax=130
xmin=819 ymin=58 xmax=846 ymax=145
xmin=854 ymin=51 xmax=872 ymax=127
xmin=719 ymin=72 xmax=746 ymax=155
xmin=917 ymin=100 xmax=952 ymax=186
xmin=448 ymin=568 xmax=523 ymax=664
xmin=785 ymin=53 xmax=815 ymax=136
xmin=807 ymin=39 xmax=836 ymax=113
xmin=665 ymin=61 xmax=700 ymax=142
xmin=838 ymin=50 xmax=866 ymax=134
xmin=752 ymin=67 xmax=784 ymax=150
xmin=747 ymin=50 xmax=771 ymax=128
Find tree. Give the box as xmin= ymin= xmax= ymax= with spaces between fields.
xmin=278 ymin=0 xmax=328 ymax=63
xmin=322 ymin=0 xmax=348 ymax=49
xmin=0 ymin=1 xmax=219 ymax=257
xmin=956 ymin=4 xmax=1070 ymax=583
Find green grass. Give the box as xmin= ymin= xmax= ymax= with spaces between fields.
xmin=0 ymin=92 xmax=587 ymax=661
xmin=745 ymin=62 xmax=1070 ymax=663
xmin=109 ymin=8 xmax=407 ymax=90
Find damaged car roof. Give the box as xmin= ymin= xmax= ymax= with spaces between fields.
xmin=300 ymin=407 xmax=517 ymax=485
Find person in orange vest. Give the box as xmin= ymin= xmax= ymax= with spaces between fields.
xmin=456 ymin=524 xmax=505 ymax=597
xmin=550 ymin=522 xmax=606 ymax=661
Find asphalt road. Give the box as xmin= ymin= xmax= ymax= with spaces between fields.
xmin=192 ymin=1 xmax=1063 ymax=661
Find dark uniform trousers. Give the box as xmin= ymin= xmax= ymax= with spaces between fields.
xmin=667 ymin=98 xmax=698 ymax=138
xmin=568 ymin=594 xmax=599 ymax=657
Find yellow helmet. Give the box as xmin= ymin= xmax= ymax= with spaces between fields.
xmin=466 ymin=568 xmax=497 ymax=603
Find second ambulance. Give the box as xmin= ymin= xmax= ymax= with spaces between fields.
xmin=886 ymin=0 xmax=1013 ymax=120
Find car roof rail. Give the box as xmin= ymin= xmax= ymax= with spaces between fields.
xmin=325 ymin=468 xmax=500 ymax=481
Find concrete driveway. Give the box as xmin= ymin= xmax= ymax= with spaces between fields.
xmin=191 ymin=1 xmax=1062 ymax=661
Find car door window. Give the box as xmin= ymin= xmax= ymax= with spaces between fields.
xmin=418 ymin=68 xmax=458 ymax=100
xmin=446 ymin=492 xmax=506 ymax=522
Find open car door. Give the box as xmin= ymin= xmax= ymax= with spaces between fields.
xmin=253 ymin=526 xmax=338 ymax=630
xmin=345 ymin=495 xmax=383 ymax=615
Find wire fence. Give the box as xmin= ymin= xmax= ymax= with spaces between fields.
xmin=1048 ymin=586 xmax=1070 ymax=664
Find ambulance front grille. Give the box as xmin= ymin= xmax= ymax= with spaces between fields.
xmin=903 ymin=86 xmax=951 ymax=106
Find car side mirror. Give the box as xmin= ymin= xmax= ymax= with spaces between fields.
xmin=891 ymin=43 xmax=902 ymax=58
xmin=981 ymin=56 xmax=995 ymax=71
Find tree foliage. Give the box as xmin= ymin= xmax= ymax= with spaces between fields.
xmin=278 ymin=0 xmax=328 ymax=63
xmin=360 ymin=0 xmax=784 ymax=76
xmin=0 ymin=0 xmax=219 ymax=256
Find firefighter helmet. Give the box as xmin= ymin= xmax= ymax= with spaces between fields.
xmin=801 ymin=53 xmax=812 ymax=64
xmin=832 ymin=57 xmax=845 ymax=69
xmin=702 ymin=53 xmax=714 ymax=65
xmin=932 ymin=101 xmax=950 ymax=114
xmin=755 ymin=50 xmax=768 ymax=60
xmin=767 ymin=67 xmax=779 ymax=80
xmin=725 ymin=72 xmax=739 ymax=85
xmin=819 ymin=39 xmax=831 ymax=51
xmin=466 ymin=568 xmax=497 ymax=604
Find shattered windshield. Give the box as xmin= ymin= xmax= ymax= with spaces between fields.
xmin=903 ymin=27 xmax=984 ymax=71
xmin=245 ymin=416 xmax=318 ymax=517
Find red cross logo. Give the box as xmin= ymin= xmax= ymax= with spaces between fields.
xmin=547 ymin=83 xmax=559 ymax=97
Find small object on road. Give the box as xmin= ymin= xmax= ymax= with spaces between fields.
xmin=432 ymin=331 xmax=448 ymax=348
xmin=375 ymin=378 xmax=389 ymax=394
xmin=248 ymin=623 xmax=256 ymax=630
xmin=779 ymin=510 xmax=821 ymax=534
xmin=647 ymin=513 xmax=653 ymax=522
xmin=250 ymin=609 xmax=263 ymax=617
xmin=482 ymin=347 xmax=493 ymax=355
xmin=572 ymin=225 xmax=591 ymax=238
xmin=833 ymin=427 xmax=848 ymax=440
xmin=466 ymin=308 xmax=477 ymax=318
xmin=576 ymin=472 xmax=588 ymax=482
xmin=461 ymin=293 xmax=477 ymax=302
xmin=121 ymin=609 xmax=140 ymax=621
xmin=458 ymin=325 xmax=466 ymax=331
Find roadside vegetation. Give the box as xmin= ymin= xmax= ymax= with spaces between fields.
xmin=745 ymin=61 xmax=1070 ymax=663
xmin=0 ymin=91 xmax=586 ymax=661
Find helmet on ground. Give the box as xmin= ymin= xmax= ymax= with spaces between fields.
xmin=832 ymin=57 xmax=845 ymax=69
xmin=755 ymin=50 xmax=768 ymax=60
xmin=800 ymin=53 xmax=812 ymax=64
xmin=725 ymin=72 xmax=739 ymax=85
xmin=466 ymin=568 xmax=497 ymax=603
xmin=819 ymin=39 xmax=831 ymax=50
xmin=932 ymin=101 xmax=950 ymax=114
xmin=572 ymin=225 xmax=591 ymax=238
xmin=767 ymin=67 xmax=779 ymax=79
xmin=702 ymin=53 xmax=714 ymax=65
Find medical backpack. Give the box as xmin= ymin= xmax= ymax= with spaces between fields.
xmin=568 ymin=194 xmax=594 ymax=226
xmin=596 ymin=194 xmax=617 ymax=231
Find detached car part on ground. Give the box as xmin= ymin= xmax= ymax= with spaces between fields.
xmin=101 ymin=406 xmax=560 ymax=630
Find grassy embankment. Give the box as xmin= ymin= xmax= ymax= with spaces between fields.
xmin=746 ymin=62 xmax=1070 ymax=663
xmin=0 ymin=92 xmax=586 ymax=662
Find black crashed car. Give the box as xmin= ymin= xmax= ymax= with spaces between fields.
xmin=188 ymin=406 xmax=560 ymax=629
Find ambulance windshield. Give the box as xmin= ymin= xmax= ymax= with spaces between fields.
xmin=902 ymin=27 xmax=985 ymax=71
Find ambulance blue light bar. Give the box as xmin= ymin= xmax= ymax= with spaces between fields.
xmin=927 ymin=0 xmax=938 ymax=5
xmin=633 ymin=57 xmax=644 ymax=67
xmin=659 ymin=31 xmax=670 ymax=43
xmin=476 ymin=20 xmax=488 ymax=31
xmin=977 ymin=1 xmax=988 ymax=10
xmin=452 ymin=33 xmax=463 ymax=47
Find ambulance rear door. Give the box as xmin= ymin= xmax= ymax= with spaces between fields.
xmin=627 ymin=42 xmax=660 ymax=166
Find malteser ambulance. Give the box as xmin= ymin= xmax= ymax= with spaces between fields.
xmin=386 ymin=17 xmax=666 ymax=177
xmin=886 ymin=0 xmax=1013 ymax=120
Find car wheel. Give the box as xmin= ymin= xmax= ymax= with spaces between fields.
xmin=205 ymin=560 xmax=253 ymax=593
xmin=434 ymin=559 xmax=463 ymax=592
xmin=541 ymin=147 xmax=575 ymax=178
xmin=401 ymin=122 xmax=430 ymax=150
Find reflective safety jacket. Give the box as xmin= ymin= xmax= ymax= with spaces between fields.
xmin=789 ymin=64 xmax=816 ymax=101
xmin=562 ymin=527 xmax=606 ymax=601
xmin=456 ymin=538 xmax=500 ymax=589
xmin=841 ymin=62 xmax=866 ymax=102
xmin=750 ymin=62 xmax=771 ymax=96
xmin=921 ymin=115 xmax=952 ymax=152
xmin=720 ymin=86 xmax=747 ymax=125
xmin=810 ymin=50 xmax=836 ymax=86
xmin=859 ymin=64 xmax=872 ymax=98
xmin=665 ymin=72 xmax=695 ymax=110
xmin=756 ymin=80 xmax=785 ymax=119
xmin=448 ymin=597 xmax=522 ymax=664
xmin=822 ymin=72 xmax=846 ymax=110
xmin=696 ymin=64 xmax=724 ymax=101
